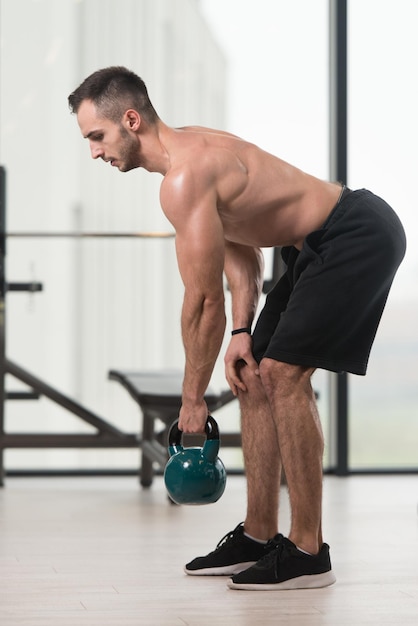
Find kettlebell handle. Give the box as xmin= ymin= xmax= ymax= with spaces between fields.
xmin=168 ymin=415 xmax=220 ymax=448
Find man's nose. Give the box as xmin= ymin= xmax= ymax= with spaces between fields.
xmin=90 ymin=143 xmax=103 ymax=159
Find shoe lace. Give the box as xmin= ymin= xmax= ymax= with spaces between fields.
xmin=214 ymin=523 xmax=244 ymax=552
xmin=256 ymin=534 xmax=288 ymax=567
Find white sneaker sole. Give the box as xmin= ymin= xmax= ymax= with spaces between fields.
xmin=227 ymin=570 xmax=337 ymax=590
xmin=184 ymin=561 xmax=257 ymax=576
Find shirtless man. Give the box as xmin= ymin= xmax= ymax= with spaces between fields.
xmin=68 ymin=67 xmax=406 ymax=591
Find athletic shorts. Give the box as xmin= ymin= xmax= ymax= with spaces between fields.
xmin=252 ymin=188 xmax=406 ymax=375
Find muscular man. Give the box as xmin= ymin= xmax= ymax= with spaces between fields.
xmin=68 ymin=67 xmax=406 ymax=591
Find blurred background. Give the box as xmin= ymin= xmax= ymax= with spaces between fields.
xmin=0 ymin=0 xmax=416 ymax=475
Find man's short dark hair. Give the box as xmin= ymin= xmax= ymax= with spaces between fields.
xmin=68 ymin=66 xmax=158 ymax=123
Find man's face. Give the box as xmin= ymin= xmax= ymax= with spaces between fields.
xmin=77 ymin=99 xmax=141 ymax=172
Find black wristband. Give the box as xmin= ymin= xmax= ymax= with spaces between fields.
xmin=231 ymin=327 xmax=251 ymax=336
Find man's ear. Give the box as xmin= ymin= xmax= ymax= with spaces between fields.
xmin=124 ymin=109 xmax=141 ymax=131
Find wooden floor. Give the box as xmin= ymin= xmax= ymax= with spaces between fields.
xmin=0 ymin=473 xmax=417 ymax=625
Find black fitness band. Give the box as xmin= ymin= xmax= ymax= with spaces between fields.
xmin=231 ymin=327 xmax=252 ymax=336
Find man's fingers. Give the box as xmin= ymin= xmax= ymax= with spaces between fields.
xmin=225 ymin=365 xmax=247 ymax=395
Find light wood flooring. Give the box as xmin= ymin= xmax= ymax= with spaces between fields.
xmin=0 ymin=473 xmax=417 ymax=625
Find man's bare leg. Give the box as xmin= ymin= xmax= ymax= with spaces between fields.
xmin=183 ymin=363 xmax=280 ymax=575
xmin=237 ymin=363 xmax=281 ymax=541
xmin=259 ymin=358 xmax=324 ymax=555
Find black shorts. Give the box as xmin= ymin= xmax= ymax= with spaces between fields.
xmin=252 ymin=188 xmax=406 ymax=375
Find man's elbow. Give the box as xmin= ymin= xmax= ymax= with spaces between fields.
xmin=203 ymin=292 xmax=226 ymax=327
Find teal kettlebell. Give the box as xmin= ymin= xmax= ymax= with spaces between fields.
xmin=164 ymin=415 xmax=227 ymax=505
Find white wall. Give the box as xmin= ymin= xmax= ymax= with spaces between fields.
xmin=0 ymin=0 xmax=227 ymax=470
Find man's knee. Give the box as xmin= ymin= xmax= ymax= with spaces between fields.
xmin=237 ymin=359 xmax=265 ymax=398
xmin=259 ymin=358 xmax=315 ymax=398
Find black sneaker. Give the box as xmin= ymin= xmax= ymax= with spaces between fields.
xmin=227 ymin=535 xmax=336 ymax=590
xmin=184 ymin=523 xmax=270 ymax=576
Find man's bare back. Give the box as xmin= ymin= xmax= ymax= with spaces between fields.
xmin=74 ymin=96 xmax=341 ymax=250
xmin=163 ymin=126 xmax=342 ymax=250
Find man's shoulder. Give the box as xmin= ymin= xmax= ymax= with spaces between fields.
xmin=159 ymin=156 xmax=218 ymax=222
xmin=162 ymin=138 xmax=230 ymax=187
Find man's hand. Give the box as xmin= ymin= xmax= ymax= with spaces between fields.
xmin=224 ymin=333 xmax=260 ymax=395
xmin=178 ymin=400 xmax=209 ymax=434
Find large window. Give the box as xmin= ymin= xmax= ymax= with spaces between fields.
xmin=202 ymin=0 xmax=417 ymax=472
xmin=348 ymin=1 xmax=418 ymax=470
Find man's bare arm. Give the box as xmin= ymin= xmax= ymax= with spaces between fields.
xmin=161 ymin=169 xmax=227 ymax=433
xmin=224 ymin=241 xmax=264 ymax=330
xmin=224 ymin=242 xmax=264 ymax=394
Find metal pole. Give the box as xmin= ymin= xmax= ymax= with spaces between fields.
xmin=0 ymin=167 xmax=6 ymax=485
xmin=6 ymin=231 xmax=175 ymax=239
xmin=329 ymin=0 xmax=349 ymax=476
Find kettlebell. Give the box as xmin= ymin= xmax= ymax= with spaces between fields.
xmin=164 ymin=415 xmax=227 ymax=505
